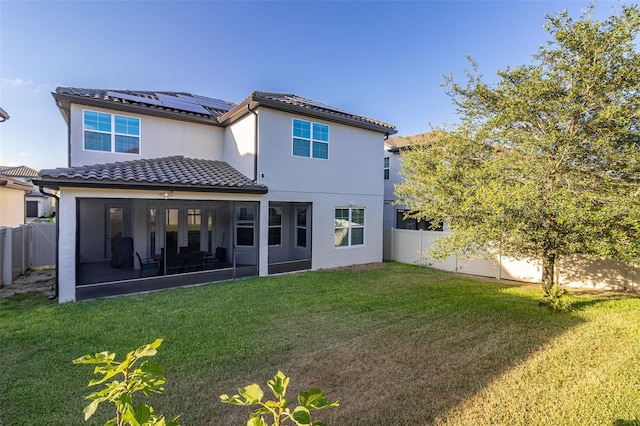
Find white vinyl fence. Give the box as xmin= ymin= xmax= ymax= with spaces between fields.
xmin=383 ymin=228 xmax=638 ymax=292
xmin=0 ymin=223 xmax=56 ymax=285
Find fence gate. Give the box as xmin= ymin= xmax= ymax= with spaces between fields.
xmin=30 ymin=222 xmax=56 ymax=267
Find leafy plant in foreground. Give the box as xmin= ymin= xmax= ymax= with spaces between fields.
xmin=220 ymin=371 xmax=339 ymax=426
xmin=73 ymin=338 xmax=180 ymax=426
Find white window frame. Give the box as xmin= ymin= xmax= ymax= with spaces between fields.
xmin=334 ymin=207 xmax=365 ymax=248
xmin=268 ymin=206 xmax=282 ymax=247
xmin=292 ymin=118 xmax=329 ymax=160
xmin=384 ymin=157 xmax=390 ymax=180
xmin=83 ymin=109 xmax=141 ymax=154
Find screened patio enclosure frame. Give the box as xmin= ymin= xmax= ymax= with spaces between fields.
xmin=75 ymin=197 xmax=260 ymax=299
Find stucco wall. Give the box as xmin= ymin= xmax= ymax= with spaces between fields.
xmin=0 ymin=188 xmax=25 ymax=227
xmin=257 ymin=108 xmax=384 ymax=196
xmin=224 ymin=113 xmax=256 ymax=180
xmin=68 ymin=104 xmax=224 ymax=167
xmin=256 ymin=108 xmax=386 ymax=271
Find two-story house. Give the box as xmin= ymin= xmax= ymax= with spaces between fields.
xmin=34 ymin=88 xmax=396 ymax=302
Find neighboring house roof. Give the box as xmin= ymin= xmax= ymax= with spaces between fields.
xmin=0 ymin=175 xmax=33 ymax=191
xmin=0 ymin=165 xmax=39 ymax=178
xmin=53 ymin=87 xmax=397 ymax=135
xmin=33 ymin=156 xmax=268 ymax=194
xmin=385 ymin=131 xmax=446 ymax=152
xmin=0 ymin=107 xmax=9 ymax=122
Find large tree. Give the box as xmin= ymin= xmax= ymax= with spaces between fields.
xmin=395 ymin=5 xmax=640 ymax=296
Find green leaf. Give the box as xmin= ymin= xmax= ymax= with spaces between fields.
xmin=267 ymin=371 xmax=289 ymax=399
xmin=291 ymin=406 xmax=312 ymax=425
xmin=247 ymin=415 xmax=269 ymax=426
xmin=298 ymin=389 xmax=339 ymax=410
xmin=239 ymin=383 xmax=264 ymax=404
xmin=83 ymin=397 xmax=104 ymax=420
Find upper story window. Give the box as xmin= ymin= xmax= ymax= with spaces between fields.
xmin=83 ymin=110 xmax=140 ymax=154
xmin=292 ymin=118 xmax=329 ymax=159
xmin=384 ymin=157 xmax=390 ymax=180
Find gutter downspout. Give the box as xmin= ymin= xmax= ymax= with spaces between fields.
xmin=39 ymin=186 xmax=59 ymax=301
xmin=247 ymin=104 xmax=258 ymax=182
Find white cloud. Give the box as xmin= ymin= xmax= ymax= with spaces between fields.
xmin=2 ymin=78 xmax=33 ymax=87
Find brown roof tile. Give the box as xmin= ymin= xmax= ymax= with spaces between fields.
xmin=0 ymin=165 xmax=39 ymax=177
xmin=35 ymin=156 xmax=267 ymax=194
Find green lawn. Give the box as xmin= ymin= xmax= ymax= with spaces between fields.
xmin=1 ymin=262 xmax=639 ymax=425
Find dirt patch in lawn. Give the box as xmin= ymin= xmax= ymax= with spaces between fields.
xmin=0 ymin=268 xmax=56 ymax=300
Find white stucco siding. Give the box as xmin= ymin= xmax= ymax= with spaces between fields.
xmin=57 ymin=190 xmax=77 ymax=303
xmin=68 ymin=104 xmax=224 ymax=167
xmin=257 ymin=109 xmax=385 ymax=197
xmin=259 ymin=191 xmax=383 ymax=272
xmin=224 ymin=114 xmax=256 ymax=180
xmin=0 ymin=188 xmax=25 ymax=227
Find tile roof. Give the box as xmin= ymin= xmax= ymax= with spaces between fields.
xmin=35 ymin=156 xmax=267 ymax=194
xmin=385 ymin=131 xmax=448 ymax=152
xmin=54 ymin=87 xmax=235 ymax=120
xmin=54 ymin=87 xmax=397 ymax=135
xmin=248 ymin=91 xmax=397 ymax=133
xmin=0 ymin=165 xmax=39 ymax=177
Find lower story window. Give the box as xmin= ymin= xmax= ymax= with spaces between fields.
xmin=268 ymin=207 xmax=282 ymax=246
xmin=334 ymin=207 xmax=364 ymax=247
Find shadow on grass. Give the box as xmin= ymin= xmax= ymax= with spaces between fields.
xmin=0 ymin=263 xmax=619 ymax=425
xmin=199 ymin=265 xmax=590 ymax=425
xmin=613 ymin=420 xmax=640 ymax=426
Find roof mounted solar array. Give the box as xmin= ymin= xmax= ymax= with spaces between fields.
xmin=288 ymin=95 xmax=348 ymax=114
xmin=105 ymin=91 xmax=234 ymax=116
xmin=107 ymin=91 xmax=163 ymax=106
xmin=176 ymin=94 xmax=234 ymax=112
xmin=156 ymin=93 xmax=210 ymax=114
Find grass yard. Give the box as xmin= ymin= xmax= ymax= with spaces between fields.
xmin=1 ymin=262 xmax=639 ymax=425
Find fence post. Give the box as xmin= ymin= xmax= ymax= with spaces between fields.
xmin=20 ymin=224 xmax=27 ymax=274
xmin=3 ymin=227 xmax=12 ymax=285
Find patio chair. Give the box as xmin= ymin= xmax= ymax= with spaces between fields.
xmin=204 ymin=253 xmax=220 ymax=270
xmin=135 ymin=252 xmax=160 ymax=278
xmin=184 ymin=251 xmax=204 ymax=272
xmin=166 ymin=253 xmax=185 ymax=274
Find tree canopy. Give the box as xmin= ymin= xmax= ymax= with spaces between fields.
xmin=395 ymin=4 xmax=640 ymax=293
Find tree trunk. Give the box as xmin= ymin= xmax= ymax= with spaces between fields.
xmin=541 ymin=251 xmax=556 ymax=295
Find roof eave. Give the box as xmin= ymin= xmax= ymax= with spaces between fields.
xmin=52 ymin=92 xmax=221 ymax=127
xmin=220 ymin=96 xmax=397 ymax=135
xmin=32 ymin=178 xmax=268 ymax=195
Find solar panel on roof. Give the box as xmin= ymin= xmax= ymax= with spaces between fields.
xmin=156 ymin=93 xmax=210 ymax=114
xmin=289 ymin=96 xmax=348 ymax=114
xmin=179 ymin=94 xmax=234 ymax=111
xmin=106 ymin=91 xmax=163 ymax=106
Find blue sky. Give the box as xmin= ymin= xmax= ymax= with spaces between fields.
xmin=0 ymin=0 xmax=619 ymax=170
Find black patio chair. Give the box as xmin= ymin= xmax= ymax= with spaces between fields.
xmin=184 ymin=251 xmax=204 ymax=272
xmin=135 ymin=252 xmax=160 ymax=278
xmin=166 ymin=253 xmax=185 ymax=274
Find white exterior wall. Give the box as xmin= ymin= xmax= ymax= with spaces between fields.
xmin=68 ymin=104 xmax=224 ymax=167
xmin=0 ymin=188 xmax=25 ymax=227
xmin=224 ymin=113 xmax=256 ymax=180
xmin=256 ymin=108 xmax=385 ymax=271
xmin=383 ymin=144 xmax=405 ymax=229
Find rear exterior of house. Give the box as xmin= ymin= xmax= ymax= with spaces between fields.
xmin=35 ymin=88 xmax=396 ymax=302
